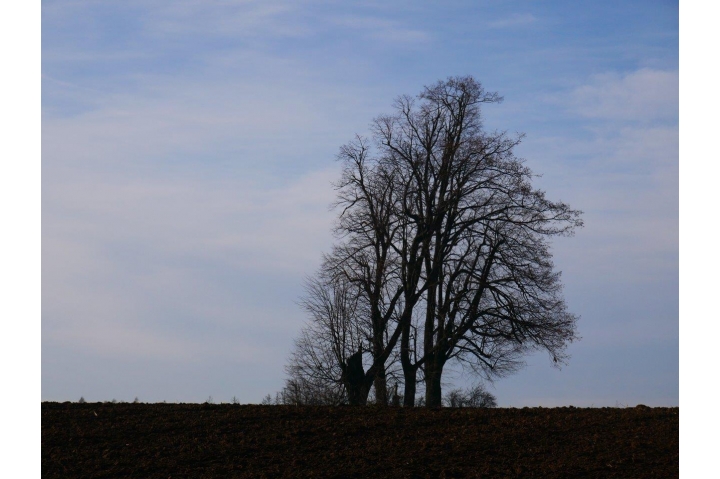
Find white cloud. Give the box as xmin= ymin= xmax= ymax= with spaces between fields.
xmin=569 ymin=68 xmax=678 ymax=122
xmin=328 ymin=14 xmax=430 ymax=44
xmin=43 ymin=0 xmax=310 ymax=40
xmin=40 ymin=38 xmax=386 ymax=376
xmin=530 ymin=72 xmax=679 ymax=276
xmin=42 ymin=167 xmax=338 ymax=362
xmin=144 ymin=1 xmax=311 ymax=39
xmin=523 ymin=123 xmax=678 ymax=278
xmin=41 ymin=60 xmax=384 ymax=175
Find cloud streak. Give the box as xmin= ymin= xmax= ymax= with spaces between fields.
xmin=569 ymin=68 xmax=678 ymax=122
xmin=42 ymin=167 xmax=337 ymax=364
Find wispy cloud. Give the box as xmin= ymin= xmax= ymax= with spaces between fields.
xmin=569 ymin=68 xmax=678 ymax=122
xmin=42 ymin=167 xmax=338 ymax=360
xmin=43 ymin=0 xmax=308 ymax=40
xmin=328 ymin=14 xmax=430 ymax=44
xmin=523 ymin=124 xmax=678 ymax=282
xmin=144 ymin=1 xmax=309 ymax=39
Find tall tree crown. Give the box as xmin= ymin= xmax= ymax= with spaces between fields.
xmin=286 ymin=76 xmax=582 ymax=407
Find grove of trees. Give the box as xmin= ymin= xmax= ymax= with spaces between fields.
xmin=276 ymin=76 xmax=582 ymax=408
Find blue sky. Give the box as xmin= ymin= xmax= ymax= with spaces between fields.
xmin=41 ymin=0 xmax=678 ymax=406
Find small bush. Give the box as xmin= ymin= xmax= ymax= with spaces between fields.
xmin=274 ymin=377 xmax=347 ymax=406
xmin=444 ymin=384 xmax=497 ymax=408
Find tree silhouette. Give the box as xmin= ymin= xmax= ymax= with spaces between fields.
xmin=283 ymin=76 xmax=582 ymax=407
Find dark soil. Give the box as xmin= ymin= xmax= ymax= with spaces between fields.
xmin=42 ymin=402 xmax=678 ymax=478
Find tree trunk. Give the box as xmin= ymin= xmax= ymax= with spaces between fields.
xmin=391 ymin=383 xmax=401 ymax=406
xmin=373 ymin=368 xmax=388 ymax=405
xmin=425 ymin=355 xmax=445 ymax=408
xmin=402 ymin=371 xmax=416 ymax=407
xmin=400 ymin=318 xmax=417 ymax=407
xmin=342 ymin=350 xmax=369 ymax=405
xmin=423 ymin=255 xmax=440 ymax=407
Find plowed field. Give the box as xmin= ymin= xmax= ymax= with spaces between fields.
xmin=42 ymin=402 xmax=678 ymax=478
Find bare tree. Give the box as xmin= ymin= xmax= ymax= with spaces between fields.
xmin=272 ymin=375 xmax=348 ymax=406
xmin=444 ymin=384 xmax=497 ymax=408
xmin=326 ymin=141 xmax=407 ymax=405
xmin=291 ymin=264 xmax=366 ymax=404
xmin=370 ymin=76 xmax=582 ymax=407
xmin=291 ymin=243 xmax=405 ymax=405
xmin=286 ymin=75 xmax=582 ymax=408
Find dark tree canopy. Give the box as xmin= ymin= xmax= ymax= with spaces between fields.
xmin=280 ymin=76 xmax=582 ymax=407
